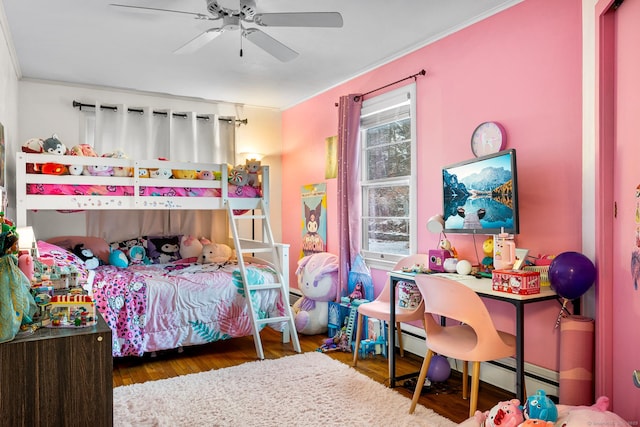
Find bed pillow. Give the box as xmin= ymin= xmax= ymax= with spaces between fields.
xmin=147 ymin=235 xmax=182 ymax=264
xmin=46 ymin=236 xmax=111 ymax=265
xmin=37 ymin=240 xmax=89 ymax=280
xmin=109 ymin=236 xmax=148 ymax=253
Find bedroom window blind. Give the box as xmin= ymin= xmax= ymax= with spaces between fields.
xmin=359 ymin=84 xmax=417 ymax=265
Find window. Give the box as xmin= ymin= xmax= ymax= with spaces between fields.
xmin=359 ymin=84 xmax=417 ymax=266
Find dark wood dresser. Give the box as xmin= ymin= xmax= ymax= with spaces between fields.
xmin=0 ymin=310 xmax=113 ymax=427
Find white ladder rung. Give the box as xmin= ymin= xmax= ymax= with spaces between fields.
xmin=226 ymin=197 xmax=301 ymax=360
xmin=246 ymin=283 xmax=282 ymax=291
xmin=256 ymin=316 xmax=290 ymax=325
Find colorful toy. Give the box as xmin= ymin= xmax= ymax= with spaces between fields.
xmin=149 ymin=168 xmax=173 ymax=179
xmin=484 ymin=399 xmax=524 ymax=427
xmin=42 ymin=134 xmax=68 ymax=155
xmin=21 ymin=137 xmax=45 ymax=174
xmin=48 ymin=294 xmax=96 ymax=328
xmin=179 ymin=235 xmax=203 ymax=261
xmin=199 ymin=243 xmax=233 ymax=264
xmin=523 ymin=389 xmax=557 ymax=422
xmin=128 ymin=245 xmax=150 ymax=265
xmin=197 ymin=170 xmax=214 ymax=180
xmin=482 ymin=236 xmax=494 ymax=271
xmin=245 ymin=158 xmax=261 ymax=187
xmin=228 ymin=164 xmax=249 ymax=186
xmin=103 ymin=149 xmax=133 ymax=177
xmin=87 ymin=164 xmax=114 ymax=176
xmin=293 ymin=252 xmax=339 ymax=335
xmin=72 ymin=243 xmax=100 ymax=269
xmin=172 ymin=169 xmax=197 ymax=179
xmin=138 ymin=167 xmax=150 ymax=178
xmin=519 ymin=420 xmax=554 ymax=426
xmin=109 ymin=248 xmax=129 ymax=268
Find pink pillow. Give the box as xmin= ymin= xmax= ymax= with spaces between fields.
xmin=46 ymin=236 xmax=110 ymax=264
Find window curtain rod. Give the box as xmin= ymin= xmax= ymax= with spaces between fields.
xmin=335 ymin=69 xmax=426 ymax=106
xmin=72 ymin=100 xmax=248 ymax=125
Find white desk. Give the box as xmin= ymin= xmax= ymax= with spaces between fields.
xmin=388 ymin=271 xmax=568 ymax=402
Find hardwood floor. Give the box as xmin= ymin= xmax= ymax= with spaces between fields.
xmin=112 ymin=327 xmax=513 ymax=424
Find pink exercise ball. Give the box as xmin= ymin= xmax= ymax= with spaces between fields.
xmin=427 ymin=354 xmax=451 ymax=382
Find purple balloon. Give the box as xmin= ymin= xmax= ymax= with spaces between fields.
xmin=427 ymin=354 xmax=451 ymax=382
xmin=548 ymin=251 xmax=596 ymax=300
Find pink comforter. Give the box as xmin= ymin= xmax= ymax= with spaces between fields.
xmin=92 ymin=261 xmax=284 ymax=357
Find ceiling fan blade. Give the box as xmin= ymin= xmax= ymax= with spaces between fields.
xmin=243 ymin=28 xmax=298 ymax=62
xmin=109 ymin=3 xmax=214 ymax=20
xmin=254 ymin=12 xmax=343 ymax=28
xmin=173 ymin=29 xmax=224 ymax=54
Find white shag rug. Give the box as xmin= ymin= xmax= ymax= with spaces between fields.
xmin=113 ymin=351 xmax=457 ymax=427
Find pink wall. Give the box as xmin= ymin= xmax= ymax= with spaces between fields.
xmin=282 ymin=0 xmax=582 ymax=372
xmin=609 ymin=0 xmax=640 ymax=420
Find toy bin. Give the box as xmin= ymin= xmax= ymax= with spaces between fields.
xmin=492 ymin=269 xmax=541 ymax=295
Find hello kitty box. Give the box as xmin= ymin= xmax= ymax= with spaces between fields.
xmin=491 ymin=269 xmax=541 ymax=295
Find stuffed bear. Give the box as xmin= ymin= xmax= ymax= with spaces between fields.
xmin=199 ymin=243 xmax=233 ymax=264
xmin=293 ymin=252 xmax=339 ymax=335
xmin=149 ymin=168 xmax=172 ymax=179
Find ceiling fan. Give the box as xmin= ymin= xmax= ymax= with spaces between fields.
xmin=110 ymin=0 xmax=343 ymax=62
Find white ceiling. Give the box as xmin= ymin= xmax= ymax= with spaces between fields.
xmin=2 ymin=0 xmax=521 ymax=110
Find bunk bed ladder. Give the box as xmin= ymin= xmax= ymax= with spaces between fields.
xmin=226 ymin=198 xmax=301 ymax=360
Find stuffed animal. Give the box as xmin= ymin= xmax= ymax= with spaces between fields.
xmin=72 ymin=243 xmax=100 ymax=270
xmin=292 ymin=252 xmax=339 ymax=335
xmin=69 ymin=143 xmax=98 ymax=175
xmin=102 ymin=149 xmax=133 ymax=177
xmin=197 ymin=170 xmax=214 ymax=180
xmin=484 ymin=399 xmax=524 ymax=427
xmin=42 ymin=134 xmax=68 ymax=155
xmin=149 ymin=168 xmax=172 ymax=179
xmin=21 ymin=138 xmax=45 ymax=173
xmin=179 ymin=235 xmax=203 ymax=260
xmin=518 ymin=420 xmax=554 ymax=426
xmin=554 ymin=396 xmax=628 ymax=426
xmin=138 ymin=167 xmax=150 ymax=178
xmin=228 ymin=165 xmax=249 ymax=186
xmin=199 ymin=243 xmax=233 ymax=264
xmin=523 ymin=390 xmax=557 ymax=422
xmin=87 ymin=164 xmax=114 ymax=176
xmin=109 ymin=248 xmax=129 ymax=268
xmin=245 ymin=158 xmax=261 ymax=187
xmin=173 ymin=169 xmax=197 ymax=179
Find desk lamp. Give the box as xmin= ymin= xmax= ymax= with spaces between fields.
xmin=426 ymin=214 xmax=453 ymax=272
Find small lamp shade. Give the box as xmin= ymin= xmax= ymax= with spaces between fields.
xmin=426 ymin=214 xmax=445 ymax=234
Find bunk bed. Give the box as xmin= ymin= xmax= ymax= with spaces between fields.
xmin=15 ymin=152 xmax=299 ymax=359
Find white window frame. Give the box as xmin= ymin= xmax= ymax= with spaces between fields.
xmin=359 ymin=84 xmax=417 ymax=270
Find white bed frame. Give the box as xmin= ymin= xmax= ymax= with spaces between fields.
xmin=15 ymin=152 xmax=293 ymax=348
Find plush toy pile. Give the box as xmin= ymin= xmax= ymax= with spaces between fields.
xmin=457 ymin=393 xmax=629 ymax=426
